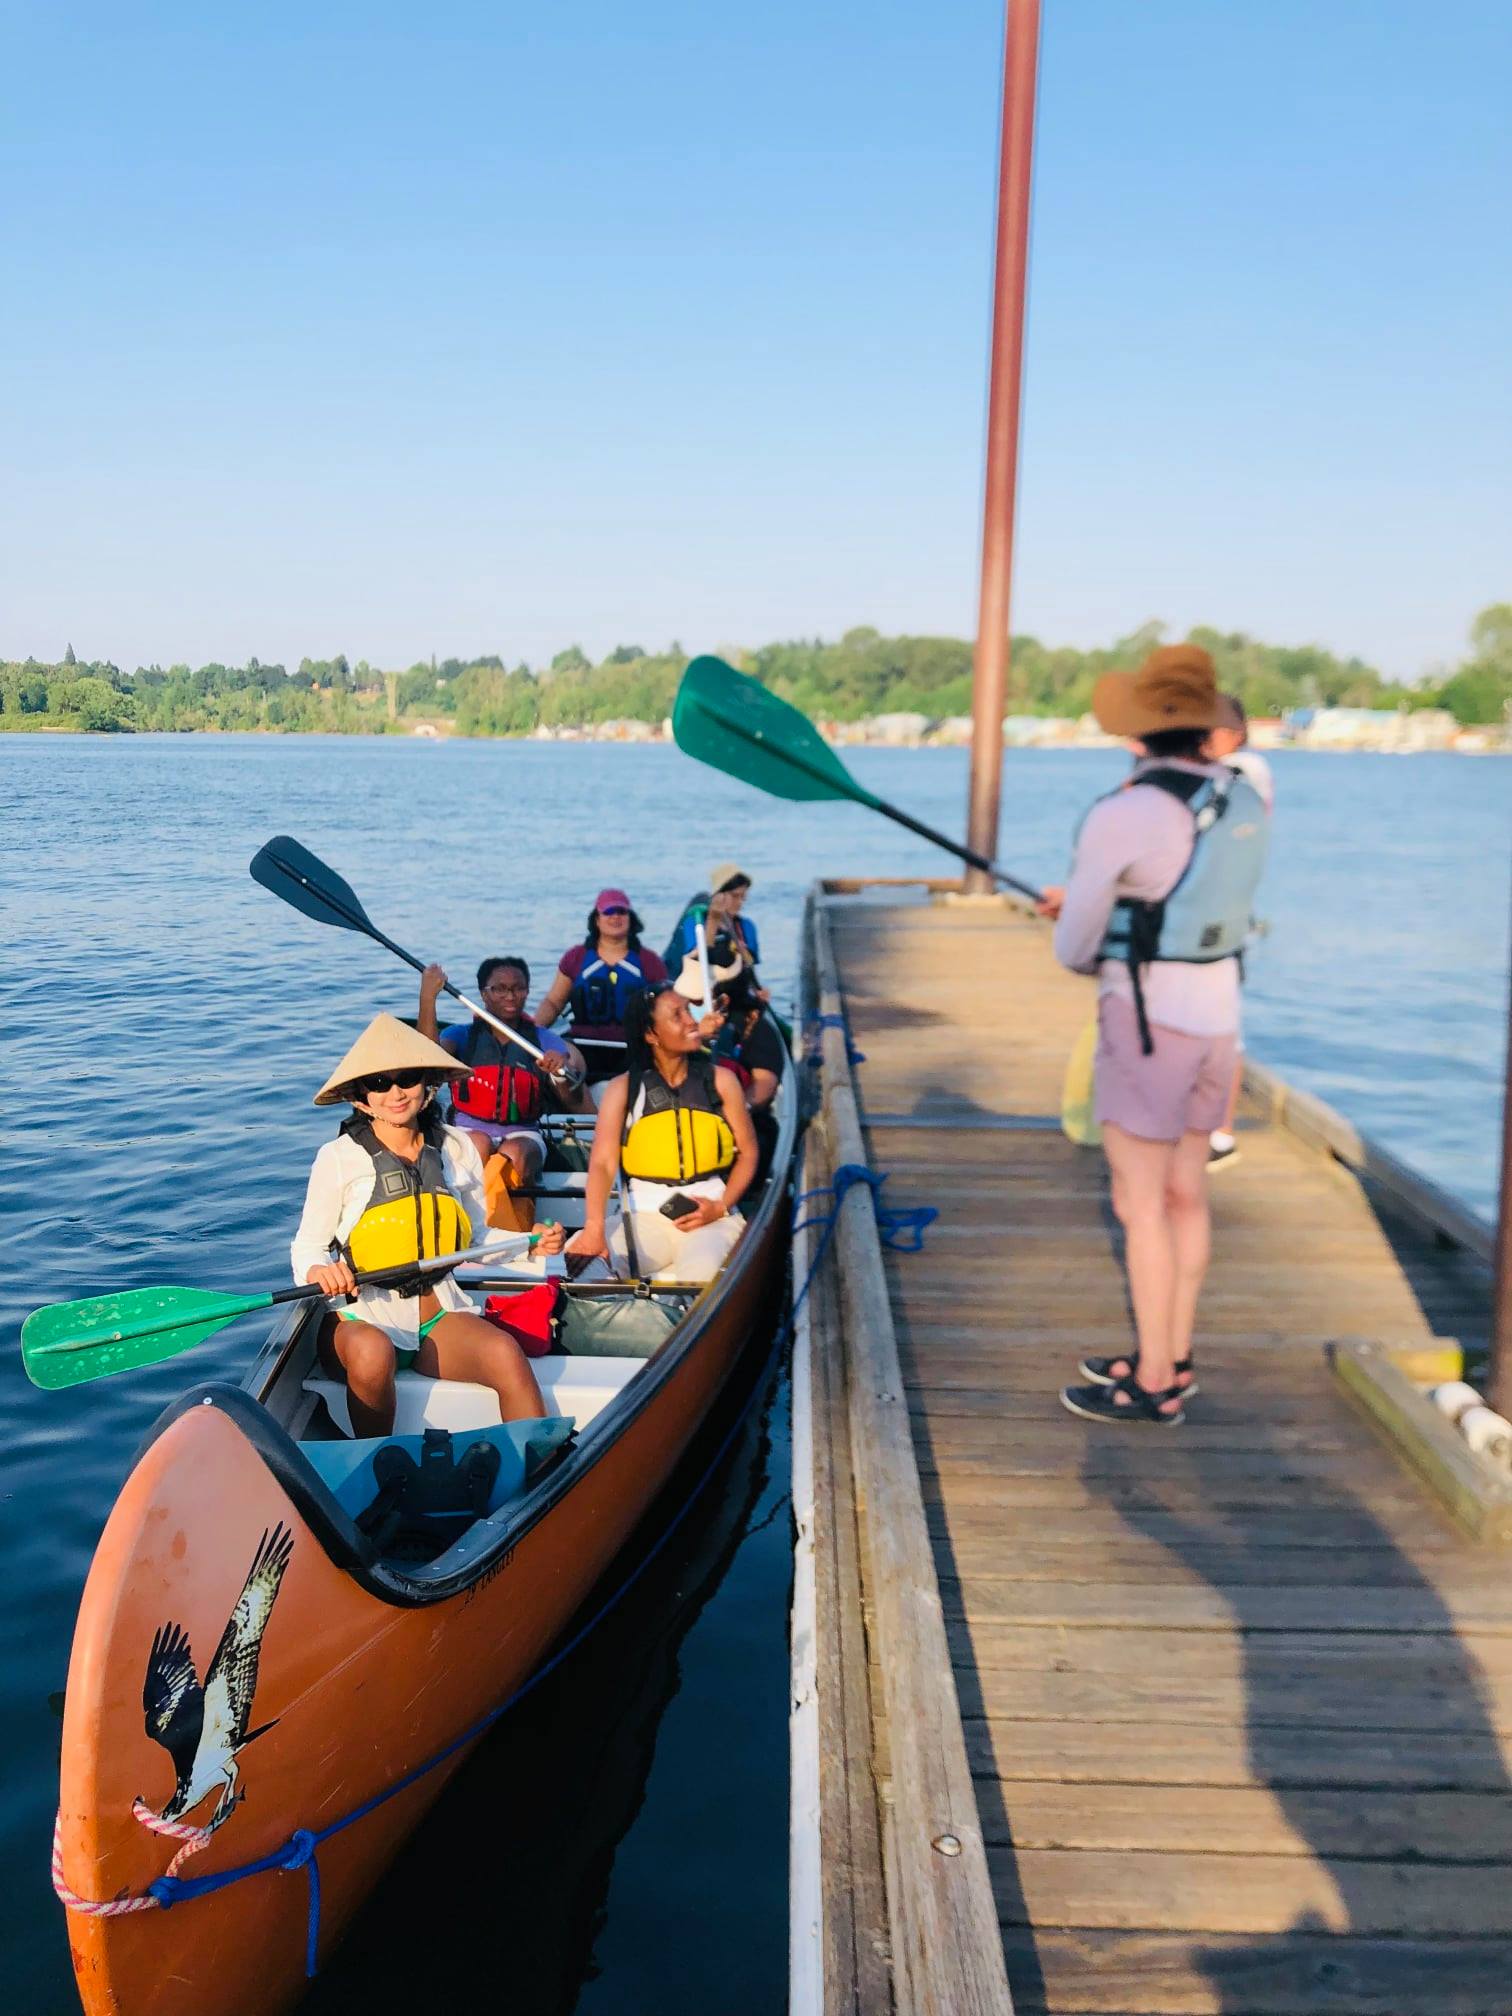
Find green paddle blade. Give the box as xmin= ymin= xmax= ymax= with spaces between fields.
xmin=673 ymin=656 xmax=882 ymax=809
xmin=22 ymin=1285 xmax=275 ymax=1391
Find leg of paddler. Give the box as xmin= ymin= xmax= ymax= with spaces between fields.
xmin=418 ymin=1309 xmax=546 ymax=1421
xmin=318 ymin=1315 xmax=399 ymax=1438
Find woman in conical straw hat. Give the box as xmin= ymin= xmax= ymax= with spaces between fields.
xmin=291 ymin=1012 xmax=560 ymax=1436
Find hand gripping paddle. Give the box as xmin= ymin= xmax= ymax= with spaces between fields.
xmin=250 ymin=836 xmax=550 ymax=1063
xmin=671 ymin=655 xmax=1044 ymax=902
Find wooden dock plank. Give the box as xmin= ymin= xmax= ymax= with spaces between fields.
xmin=811 ymin=886 xmax=1501 ymax=2016
xmin=1001 ymin=1930 xmax=1512 ymax=2016
xmin=982 ymin=1780 xmax=1512 ymax=1860
xmin=990 ymin=1847 xmax=1512 ymax=1937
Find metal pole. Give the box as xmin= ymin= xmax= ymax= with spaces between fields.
xmin=1486 ymin=875 xmax=1512 ymax=1414
xmin=964 ymin=0 xmax=1042 ymax=894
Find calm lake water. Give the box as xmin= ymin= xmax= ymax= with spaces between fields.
xmin=3 ymin=731 xmax=1509 ymax=2011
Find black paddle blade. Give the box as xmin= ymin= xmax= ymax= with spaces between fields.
xmin=250 ymin=835 xmax=374 ymax=935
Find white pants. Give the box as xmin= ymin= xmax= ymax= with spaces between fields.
xmin=609 ymin=1176 xmax=743 ymax=1283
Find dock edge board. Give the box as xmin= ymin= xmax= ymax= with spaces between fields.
xmin=1330 ymin=1339 xmax=1512 ymax=1545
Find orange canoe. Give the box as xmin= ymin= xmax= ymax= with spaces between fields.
xmin=56 ymin=1079 xmax=795 ymax=2016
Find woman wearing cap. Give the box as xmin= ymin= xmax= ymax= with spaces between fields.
xmin=665 ymin=863 xmax=762 ymax=988
xmin=291 ymin=1012 xmax=557 ymax=1438
xmin=564 ymin=983 xmax=758 ymax=1284
xmin=534 ymin=890 xmax=669 ymax=1089
xmin=1039 ymin=645 xmax=1269 ymax=1427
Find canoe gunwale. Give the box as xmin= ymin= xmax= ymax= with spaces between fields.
xmin=131 ymin=1048 xmax=800 ymax=1611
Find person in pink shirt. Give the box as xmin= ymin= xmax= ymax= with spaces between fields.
xmin=1038 ymin=645 xmax=1269 ymax=1425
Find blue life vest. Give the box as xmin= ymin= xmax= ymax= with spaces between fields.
xmin=1089 ymin=764 xmax=1269 ymax=1053
xmin=568 ymin=951 xmax=645 ymax=1032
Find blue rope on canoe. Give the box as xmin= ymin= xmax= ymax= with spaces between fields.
xmin=66 ymin=1164 xmax=929 ymax=1977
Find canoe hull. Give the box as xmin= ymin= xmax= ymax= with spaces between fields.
xmin=59 ymin=1202 xmax=783 ymax=2016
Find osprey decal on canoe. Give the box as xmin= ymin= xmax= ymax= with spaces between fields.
xmin=141 ymin=1523 xmax=293 ymax=1837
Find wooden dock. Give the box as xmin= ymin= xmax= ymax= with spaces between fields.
xmin=790 ymin=882 xmax=1502 ymax=2016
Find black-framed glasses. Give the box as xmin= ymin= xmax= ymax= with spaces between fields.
xmin=360 ymin=1070 xmax=427 ymax=1094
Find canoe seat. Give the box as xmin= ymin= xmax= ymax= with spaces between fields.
xmin=303 ymin=1354 xmax=642 ymax=1441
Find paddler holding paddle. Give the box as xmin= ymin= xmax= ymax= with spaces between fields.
xmin=294 ymin=1014 xmax=563 ymax=1437
xmin=418 ymin=955 xmax=588 ymax=1188
xmin=1038 ymin=646 xmax=1269 ymax=1427
xmin=565 ymin=984 xmax=758 ymax=1283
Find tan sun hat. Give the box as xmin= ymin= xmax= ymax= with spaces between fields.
xmin=674 ymin=949 xmax=743 ymax=1001
xmin=1091 ymin=644 xmax=1219 ymax=739
xmin=313 ymin=1011 xmax=469 ymax=1107
xmin=708 ymin=861 xmax=751 ymax=896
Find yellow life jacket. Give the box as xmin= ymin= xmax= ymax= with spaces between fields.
xmin=340 ymin=1116 xmax=473 ymax=1290
xmin=621 ymin=1055 xmax=737 ymax=1184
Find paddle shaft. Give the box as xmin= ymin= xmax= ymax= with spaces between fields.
xmin=715 ymin=711 xmax=1043 ymax=902
xmin=261 ymin=849 xmax=549 ymax=1063
xmin=30 ymin=1242 xmax=528 ymax=1359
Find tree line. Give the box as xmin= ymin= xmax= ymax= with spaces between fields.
xmin=3 ymin=607 xmax=1509 ymax=735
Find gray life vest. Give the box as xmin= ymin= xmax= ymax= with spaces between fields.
xmin=1088 ymin=764 xmax=1269 ymax=1053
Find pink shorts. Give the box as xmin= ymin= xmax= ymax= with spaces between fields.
xmin=1093 ymin=994 xmax=1238 ymax=1143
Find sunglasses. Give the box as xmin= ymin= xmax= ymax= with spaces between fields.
xmin=599 ymin=905 xmax=630 ymax=917
xmin=360 ymin=1070 xmax=427 ymax=1094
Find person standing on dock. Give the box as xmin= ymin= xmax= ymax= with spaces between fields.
xmin=1039 ymin=645 xmax=1269 ymax=1425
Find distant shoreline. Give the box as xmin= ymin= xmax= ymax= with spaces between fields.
xmin=5 ymin=722 xmax=1506 ymax=756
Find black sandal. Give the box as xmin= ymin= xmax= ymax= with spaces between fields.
xmin=1059 ymin=1373 xmax=1186 ymax=1426
xmin=1078 ymin=1350 xmax=1198 ymax=1397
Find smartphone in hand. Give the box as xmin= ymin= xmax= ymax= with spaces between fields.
xmin=659 ymin=1191 xmax=701 ymax=1222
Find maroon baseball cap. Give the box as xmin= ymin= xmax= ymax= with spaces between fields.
xmin=595 ymin=887 xmax=631 ymax=912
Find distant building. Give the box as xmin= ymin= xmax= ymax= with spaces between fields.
xmin=1289 ymin=706 xmax=1458 ymax=751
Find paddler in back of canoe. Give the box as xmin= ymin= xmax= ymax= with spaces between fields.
xmin=533 ymin=887 xmax=670 ymax=1091
xmin=292 ymin=1013 xmax=563 ymax=1437
xmin=418 ymin=956 xmax=589 ymax=1187
xmin=565 ymin=983 xmax=758 ymax=1282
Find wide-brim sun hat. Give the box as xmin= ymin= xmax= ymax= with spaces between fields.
xmin=314 ymin=1012 xmax=469 ymax=1107
xmin=1091 ymin=644 xmax=1219 ymax=739
xmin=673 ymin=950 xmax=744 ymax=1001
xmin=708 ymin=861 xmax=750 ymax=895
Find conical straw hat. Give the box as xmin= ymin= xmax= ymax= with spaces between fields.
xmin=314 ymin=1011 xmax=469 ymax=1107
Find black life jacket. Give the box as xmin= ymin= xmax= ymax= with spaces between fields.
xmin=568 ymin=950 xmax=646 ymax=1032
xmin=621 ymin=1053 xmax=737 ymax=1183
xmin=338 ymin=1110 xmax=472 ymax=1295
xmin=450 ymin=1018 xmax=545 ymax=1127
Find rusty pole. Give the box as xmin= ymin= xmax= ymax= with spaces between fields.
xmin=1486 ymin=876 xmax=1512 ymax=1414
xmin=964 ymin=0 xmax=1042 ymax=893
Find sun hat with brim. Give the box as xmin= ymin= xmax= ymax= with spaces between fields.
xmin=673 ymin=950 xmax=743 ymax=1001
xmin=708 ymin=861 xmax=751 ymax=896
xmin=314 ymin=1012 xmax=469 ymax=1108
xmin=1091 ymin=644 xmax=1219 ymax=740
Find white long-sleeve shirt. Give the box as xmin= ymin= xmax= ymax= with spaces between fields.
xmin=1052 ymin=759 xmax=1242 ymax=1039
xmin=291 ymin=1124 xmax=493 ymax=1333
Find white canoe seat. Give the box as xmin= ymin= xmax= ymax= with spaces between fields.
xmin=303 ymin=1353 xmax=642 ymax=1441
xmin=304 ymin=1373 xmax=502 ymax=1439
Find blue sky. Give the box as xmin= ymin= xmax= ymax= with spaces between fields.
xmin=2 ymin=0 xmax=1507 ymax=680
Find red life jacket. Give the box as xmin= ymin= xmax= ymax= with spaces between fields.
xmin=450 ymin=1018 xmax=545 ymax=1127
